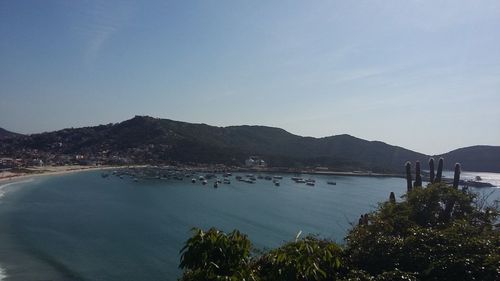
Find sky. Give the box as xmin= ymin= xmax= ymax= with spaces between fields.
xmin=1 ymin=0 xmax=499 ymax=155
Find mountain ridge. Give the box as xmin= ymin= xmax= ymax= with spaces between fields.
xmin=1 ymin=116 xmax=498 ymax=173
xmin=0 ymin=127 xmax=22 ymax=139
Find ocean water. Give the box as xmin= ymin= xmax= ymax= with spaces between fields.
xmin=0 ymin=171 xmax=498 ymax=281
xmin=442 ymin=170 xmax=500 ymax=187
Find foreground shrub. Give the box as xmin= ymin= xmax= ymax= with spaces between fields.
xmin=255 ymin=235 xmax=343 ymax=281
xmin=179 ymin=183 xmax=499 ymax=281
xmin=179 ymin=227 xmax=256 ymax=281
xmin=345 ymin=184 xmax=499 ymax=280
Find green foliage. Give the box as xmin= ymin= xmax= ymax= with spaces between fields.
xmin=344 ymin=184 xmax=499 ymax=281
xmin=255 ymin=235 xmax=343 ymax=281
xmin=405 ymin=184 xmax=475 ymax=226
xmin=179 ymin=227 xmax=256 ymax=281
xmin=179 ymin=184 xmax=499 ymax=281
xmin=338 ymin=269 xmax=418 ymax=281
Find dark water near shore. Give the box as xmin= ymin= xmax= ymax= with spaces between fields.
xmin=0 ymin=171 xmax=497 ymax=281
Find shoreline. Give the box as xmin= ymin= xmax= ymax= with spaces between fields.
xmin=0 ymin=165 xmax=406 ymax=185
xmin=0 ymin=165 xmax=133 ymax=185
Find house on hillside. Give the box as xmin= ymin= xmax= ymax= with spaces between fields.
xmin=245 ymin=156 xmax=266 ymax=167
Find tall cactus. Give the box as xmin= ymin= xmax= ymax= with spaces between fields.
xmin=453 ymin=163 xmax=461 ymax=189
xmin=414 ymin=161 xmax=422 ymax=187
xmin=405 ymin=161 xmax=412 ymax=191
xmin=435 ymin=158 xmax=444 ymax=183
xmin=363 ymin=214 xmax=369 ymax=225
xmin=389 ymin=192 xmax=396 ymax=204
xmin=429 ymin=158 xmax=435 ymax=183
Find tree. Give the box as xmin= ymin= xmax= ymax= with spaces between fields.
xmin=179 ymin=227 xmax=256 ymax=281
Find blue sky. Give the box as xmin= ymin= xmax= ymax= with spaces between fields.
xmin=1 ymin=0 xmax=499 ymax=155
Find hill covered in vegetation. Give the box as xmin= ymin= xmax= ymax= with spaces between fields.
xmin=439 ymin=146 xmax=500 ymax=173
xmin=0 ymin=127 xmax=22 ymax=139
xmin=0 ymin=116 xmax=429 ymax=172
xmin=2 ymin=116 xmax=499 ymax=172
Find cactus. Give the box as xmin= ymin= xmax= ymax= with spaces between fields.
xmin=405 ymin=161 xmax=412 ymax=191
xmin=389 ymin=192 xmax=396 ymax=204
xmin=435 ymin=158 xmax=444 ymax=183
xmin=453 ymin=163 xmax=461 ymax=189
xmin=358 ymin=214 xmax=369 ymax=226
xmin=414 ymin=161 xmax=422 ymax=187
xmin=429 ymin=158 xmax=435 ymax=183
xmin=363 ymin=214 xmax=369 ymax=225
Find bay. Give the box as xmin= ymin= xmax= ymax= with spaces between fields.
xmin=0 ymin=171 xmax=497 ymax=281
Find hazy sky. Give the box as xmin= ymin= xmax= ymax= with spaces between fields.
xmin=1 ymin=1 xmax=499 ymax=155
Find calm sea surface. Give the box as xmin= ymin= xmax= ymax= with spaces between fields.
xmin=0 ymin=171 xmax=498 ymax=281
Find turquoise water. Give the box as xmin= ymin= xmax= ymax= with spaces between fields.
xmin=0 ymin=171 xmax=497 ymax=281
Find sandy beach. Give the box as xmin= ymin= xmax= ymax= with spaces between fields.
xmin=0 ymin=165 xmax=128 ymax=185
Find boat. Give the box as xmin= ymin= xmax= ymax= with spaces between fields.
xmin=202 ymin=180 xmax=208 ymax=185
xmin=274 ymin=180 xmax=280 ymax=187
xmin=327 ymin=181 xmax=337 ymax=185
xmin=133 ymin=178 xmax=139 ymax=182
xmin=306 ymin=182 xmax=314 ymax=186
xmin=191 ymin=178 xmax=196 ymax=183
xmin=273 ymin=176 xmax=283 ymax=180
xmin=214 ymin=182 xmax=219 ymax=188
xmin=101 ymin=173 xmax=109 ymax=178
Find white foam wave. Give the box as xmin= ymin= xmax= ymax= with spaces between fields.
xmin=0 ymin=265 xmax=6 ymax=280
xmin=0 ymin=178 xmax=34 ymax=199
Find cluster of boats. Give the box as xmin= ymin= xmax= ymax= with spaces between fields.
xmin=191 ymin=173 xmax=232 ymax=188
xmin=233 ymin=174 xmax=282 ymax=186
xmin=102 ymin=168 xmax=338 ymax=188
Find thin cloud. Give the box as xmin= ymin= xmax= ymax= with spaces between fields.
xmin=72 ymin=1 xmax=134 ymax=67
